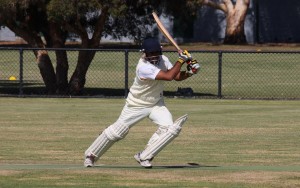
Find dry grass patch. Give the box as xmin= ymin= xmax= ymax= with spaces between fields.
xmin=0 ymin=170 xmax=22 ymax=176
xmin=200 ymin=171 xmax=300 ymax=186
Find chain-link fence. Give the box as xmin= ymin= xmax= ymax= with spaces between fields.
xmin=0 ymin=48 xmax=299 ymax=99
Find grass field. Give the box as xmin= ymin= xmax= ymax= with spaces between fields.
xmin=0 ymin=98 xmax=299 ymax=187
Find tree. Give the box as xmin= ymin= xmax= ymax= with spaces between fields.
xmin=47 ymin=0 xmax=158 ymax=94
xmin=0 ymin=0 xmax=60 ymax=94
xmin=47 ymin=0 xmax=115 ymax=95
xmin=188 ymin=0 xmax=250 ymax=44
xmin=0 ymin=0 xmax=156 ymax=95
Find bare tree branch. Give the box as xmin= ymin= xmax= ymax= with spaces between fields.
xmin=236 ymin=0 xmax=250 ymax=12
xmin=203 ymin=0 xmax=228 ymax=13
xmin=222 ymin=0 xmax=233 ymax=12
xmin=236 ymin=0 xmax=250 ymax=7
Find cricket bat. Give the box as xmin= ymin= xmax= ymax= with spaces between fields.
xmin=152 ymin=12 xmax=182 ymax=52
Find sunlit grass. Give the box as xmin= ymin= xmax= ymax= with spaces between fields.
xmin=0 ymin=98 xmax=299 ymax=187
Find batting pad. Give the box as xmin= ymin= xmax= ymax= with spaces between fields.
xmin=139 ymin=114 xmax=188 ymax=160
xmin=85 ymin=122 xmax=129 ymax=160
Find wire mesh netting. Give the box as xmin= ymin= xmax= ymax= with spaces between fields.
xmin=0 ymin=48 xmax=299 ymax=99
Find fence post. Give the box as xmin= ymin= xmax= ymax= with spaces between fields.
xmin=124 ymin=50 xmax=129 ymax=97
xmin=19 ymin=48 xmax=24 ymax=96
xmin=217 ymin=51 xmax=223 ymax=98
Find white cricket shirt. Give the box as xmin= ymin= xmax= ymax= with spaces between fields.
xmin=126 ymin=55 xmax=173 ymax=107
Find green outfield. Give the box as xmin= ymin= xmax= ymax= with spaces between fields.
xmin=0 ymin=98 xmax=299 ymax=187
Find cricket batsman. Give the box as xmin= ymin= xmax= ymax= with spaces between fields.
xmin=84 ymin=37 xmax=200 ymax=168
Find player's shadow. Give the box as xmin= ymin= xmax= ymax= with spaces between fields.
xmin=155 ymin=163 xmax=219 ymax=169
xmin=95 ymin=163 xmax=219 ymax=169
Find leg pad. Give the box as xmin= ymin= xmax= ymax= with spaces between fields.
xmin=85 ymin=122 xmax=129 ymax=160
xmin=140 ymin=114 xmax=188 ymax=160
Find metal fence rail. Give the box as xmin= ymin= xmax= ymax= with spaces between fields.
xmin=0 ymin=48 xmax=299 ymax=99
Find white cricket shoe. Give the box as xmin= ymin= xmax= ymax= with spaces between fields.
xmin=84 ymin=155 xmax=95 ymax=167
xmin=134 ymin=152 xmax=152 ymax=168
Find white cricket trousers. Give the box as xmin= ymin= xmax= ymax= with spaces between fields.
xmin=118 ymin=100 xmax=173 ymax=130
xmin=85 ymin=99 xmax=174 ymax=159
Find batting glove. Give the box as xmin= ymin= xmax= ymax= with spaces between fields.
xmin=178 ymin=50 xmax=192 ymax=64
xmin=186 ymin=59 xmax=200 ymax=76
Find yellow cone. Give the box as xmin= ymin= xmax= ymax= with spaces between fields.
xmin=9 ymin=76 xmax=17 ymax=81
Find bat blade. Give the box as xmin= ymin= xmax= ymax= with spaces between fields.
xmin=152 ymin=12 xmax=181 ymax=52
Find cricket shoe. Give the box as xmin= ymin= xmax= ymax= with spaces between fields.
xmin=84 ymin=154 xmax=95 ymax=167
xmin=134 ymin=152 xmax=152 ymax=169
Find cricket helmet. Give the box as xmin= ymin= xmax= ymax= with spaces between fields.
xmin=141 ymin=37 xmax=162 ymax=64
xmin=141 ymin=37 xmax=162 ymax=53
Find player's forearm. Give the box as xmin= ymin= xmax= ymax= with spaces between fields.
xmin=155 ymin=62 xmax=182 ymax=81
xmin=166 ymin=62 xmax=184 ymax=80
xmin=174 ymin=71 xmax=191 ymax=81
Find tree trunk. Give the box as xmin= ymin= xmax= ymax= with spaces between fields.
xmin=55 ymin=50 xmax=69 ymax=94
xmin=48 ymin=22 xmax=69 ymax=95
xmin=68 ymin=7 xmax=109 ymax=95
xmin=223 ymin=0 xmax=249 ymax=44
xmin=223 ymin=10 xmax=247 ymax=44
xmin=36 ymin=50 xmax=57 ymax=94
xmin=69 ymin=50 xmax=96 ymax=95
xmin=5 ymin=23 xmax=57 ymax=94
xmin=203 ymin=0 xmax=250 ymax=44
xmin=25 ymin=36 xmax=57 ymax=94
